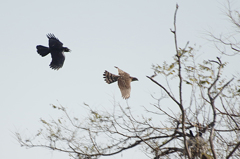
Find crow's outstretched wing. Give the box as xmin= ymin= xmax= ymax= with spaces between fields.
xmin=49 ymin=50 xmax=65 ymax=70
xmin=47 ymin=33 xmax=63 ymax=49
xmin=36 ymin=45 xmax=50 ymax=57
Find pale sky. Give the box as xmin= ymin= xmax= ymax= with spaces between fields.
xmin=0 ymin=0 xmax=239 ymax=159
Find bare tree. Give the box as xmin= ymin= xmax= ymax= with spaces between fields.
xmin=16 ymin=4 xmax=240 ymax=159
xmin=209 ymin=0 xmax=240 ymax=56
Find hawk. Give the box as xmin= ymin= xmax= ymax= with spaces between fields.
xmin=36 ymin=33 xmax=70 ymax=70
xmin=103 ymin=66 xmax=138 ymax=99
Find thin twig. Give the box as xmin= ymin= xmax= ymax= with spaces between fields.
xmin=226 ymin=141 xmax=240 ymax=159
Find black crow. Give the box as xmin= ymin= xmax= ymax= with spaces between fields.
xmin=36 ymin=33 xmax=70 ymax=70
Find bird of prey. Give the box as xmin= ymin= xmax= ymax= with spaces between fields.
xmin=36 ymin=33 xmax=70 ymax=70
xmin=103 ymin=66 xmax=138 ymax=99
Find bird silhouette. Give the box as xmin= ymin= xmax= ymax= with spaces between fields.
xmin=36 ymin=33 xmax=70 ymax=70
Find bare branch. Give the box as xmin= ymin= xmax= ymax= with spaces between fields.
xmin=146 ymin=76 xmax=180 ymax=106
xmin=226 ymin=141 xmax=240 ymax=159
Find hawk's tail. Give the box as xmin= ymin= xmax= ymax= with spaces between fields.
xmin=36 ymin=45 xmax=50 ymax=57
xmin=103 ymin=70 xmax=119 ymax=84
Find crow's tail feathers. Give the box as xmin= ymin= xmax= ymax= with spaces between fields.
xmin=36 ymin=45 xmax=50 ymax=57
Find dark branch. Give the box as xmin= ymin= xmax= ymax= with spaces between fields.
xmin=226 ymin=141 xmax=240 ymax=159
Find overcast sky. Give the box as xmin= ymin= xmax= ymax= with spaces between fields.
xmin=0 ymin=0 xmax=239 ymax=159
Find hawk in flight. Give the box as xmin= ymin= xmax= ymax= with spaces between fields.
xmin=103 ymin=66 xmax=138 ymax=99
xmin=36 ymin=33 xmax=70 ymax=70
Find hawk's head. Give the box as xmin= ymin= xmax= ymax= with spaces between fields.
xmin=131 ymin=77 xmax=138 ymax=82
